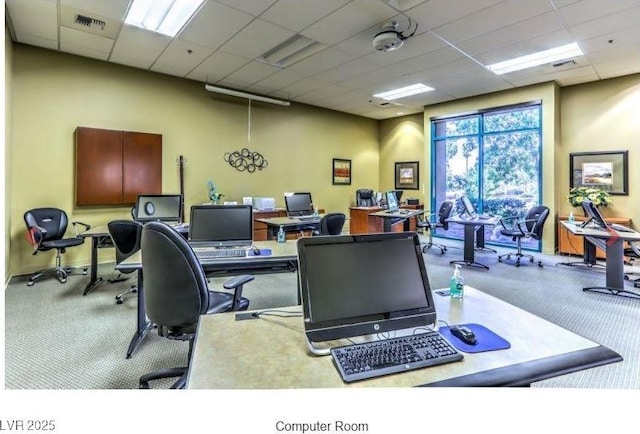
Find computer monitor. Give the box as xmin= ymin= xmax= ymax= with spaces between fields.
xmin=284 ymin=192 xmax=314 ymax=216
xmin=581 ymin=200 xmax=608 ymax=229
xmin=134 ymin=194 xmax=182 ymax=223
xmin=460 ymin=195 xmax=476 ymax=217
xmin=385 ymin=191 xmax=399 ymax=212
xmin=188 ymin=204 xmax=253 ymax=247
xmin=393 ymin=190 xmax=403 ymax=203
xmin=297 ymin=232 xmax=437 ymax=346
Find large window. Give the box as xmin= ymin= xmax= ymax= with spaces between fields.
xmin=431 ymin=103 xmax=542 ymax=250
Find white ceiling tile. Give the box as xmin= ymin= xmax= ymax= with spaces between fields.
xmin=301 ymin=0 xmax=398 ymax=45
xmin=213 ymin=0 xmax=278 ymax=16
xmin=110 ymin=26 xmax=171 ymax=70
xmin=187 ymin=50 xmax=251 ymax=83
xmin=60 ymin=0 xmax=130 ymax=21
xmin=473 ymin=29 xmax=575 ymax=65
xmin=59 ymin=26 xmax=113 ymax=60
xmin=383 ymin=46 xmax=464 ymax=75
xmin=313 ymin=58 xmax=381 ymax=83
xmin=219 ymin=19 xmax=295 ymax=60
xmin=286 ymin=47 xmax=354 ymax=75
xmin=593 ymin=57 xmax=640 ymax=80
xmin=177 ymin=1 xmax=254 ymax=50
xmin=60 ymin=4 xmax=122 ymax=40
xmin=568 ymin=7 xmax=640 ymax=42
xmin=223 ymin=61 xmax=281 ymax=87
xmin=280 ymin=77 xmax=333 ymax=97
xmin=6 ymin=0 xmax=58 ymax=44
xmin=558 ymin=0 xmax=639 ymax=26
xmin=260 ymin=0 xmax=351 ymax=32
xmin=433 ymin=0 xmax=555 ymax=43
xmin=405 ymin=0 xmax=504 ymax=31
xmin=251 ymin=69 xmax=312 ymax=92
xmin=151 ymin=39 xmax=215 ymax=77
xmin=339 ymin=68 xmax=399 ymax=90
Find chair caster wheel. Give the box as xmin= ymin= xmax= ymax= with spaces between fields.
xmin=27 ymin=281 xmax=34 ymax=287
xmin=515 ymin=262 xmax=520 ymax=267
xmin=537 ymin=262 xmax=543 ymax=268
xmin=498 ymin=258 xmax=502 ymax=262
xmin=116 ymin=299 xmax=123 ymax=305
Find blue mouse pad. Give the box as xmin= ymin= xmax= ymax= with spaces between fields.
xmin=440 ymin=323 xmax=510 ymax=353
xmin=248 ymin=248 xmax=272 ymax=257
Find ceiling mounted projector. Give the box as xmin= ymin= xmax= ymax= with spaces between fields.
xmin=373 ymin=20 xmax=416 ymax=52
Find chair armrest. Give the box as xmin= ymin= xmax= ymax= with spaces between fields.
xmin=516 ymin=218 xmax=537 ymax=235
xmin=71 ymin=221 xmax=91 ymax=236
xmin=223 ymin=274 xmax=255 ymax=311
xmin=25 ymin=225 xmax=47 ymax=253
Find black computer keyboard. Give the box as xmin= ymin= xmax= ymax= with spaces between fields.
xmin=330 ymin=330 xmax=463 ymax=383
xmin=193 ymin=248 xmax=246 ymax=259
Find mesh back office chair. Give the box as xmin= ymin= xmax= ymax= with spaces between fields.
xmin=416 ymin=201 xmax=453 ymax=254
xmin=356 ymin=189 xmax=376 ymax=207
xmin=23 ymin=207 xmax=90 ymax=286
xmin=108 ymin=220 xmax=144 ymax=305
xmin=316 ymin=213 xmax=346 ymax=235
xmin=139 ymin=221 xmax=252 ymax=389
xmin=497 ymin=205 xmax=549 ymax=267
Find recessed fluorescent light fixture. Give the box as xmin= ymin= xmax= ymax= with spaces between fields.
xmin=373 ymin=83 xmax=434 ymax=100
xmin=125 ymin=0 xmax=205 ymax=37
xmin=486 ymin=42 xmax=583 ymax=75
xmin=258 ymin=35 xmax=326 ymax=68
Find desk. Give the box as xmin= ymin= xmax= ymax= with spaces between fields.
xmin=560 ymin=221 xmax=640 ymax=299
xmin=349 ymin=205 xmax=424 ymax=234
xmin=368 ymin=209 xmax=424 ymax=232
xmin=446 ymin=215 xmax=501 ymax=270
xmin=186 ymin=286 xmax=621 ymax=388
xmin=116 ymin=240 xmax=298 ymax=358
xmin=255 ymin=216 xmax=322 ymax=240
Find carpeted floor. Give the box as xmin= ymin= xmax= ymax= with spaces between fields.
xmin=4 ymin=238 xmax=640 ymax=389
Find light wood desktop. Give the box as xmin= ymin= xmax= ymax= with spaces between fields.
xmin=186 ymin=286 xmax=620 ymax=388
xmin=116 ymin=240 xmax=298 ymax=359
xmin=560 ymin=221 xmax=640 ymax=298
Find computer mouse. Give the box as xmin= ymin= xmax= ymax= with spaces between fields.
xmin=252 ymin=248 xmax=261 ymax=256
xmin=450 ymin=325 xmax=477 ymax=345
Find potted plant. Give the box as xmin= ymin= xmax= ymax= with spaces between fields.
xmin=207 ymin=180 xmax=224 ymax=204
xmin=567 ymin=186 xmax=612 ymax=208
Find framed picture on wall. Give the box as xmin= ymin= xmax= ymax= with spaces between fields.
xmin=570 ymin=150 xmax=628 ymax=195
xmin=332 ymin=158 xmax=352 ymax=185
xmin=395 ymin=161 xmax=419 ymax=190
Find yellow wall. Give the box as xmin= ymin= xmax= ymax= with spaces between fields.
xmin=557 ymin=75 xmax=640 ymax=227
xmin=5 ymin=29 xmax=14 ymax=285
xmin=378 ymin=113 xmax=425 ymax=200
xmin=8 ymin=44 xmax=379 ymax=277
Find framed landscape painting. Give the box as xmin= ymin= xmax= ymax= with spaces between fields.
xmin=395 ymin=161 xmax=419 ymax=190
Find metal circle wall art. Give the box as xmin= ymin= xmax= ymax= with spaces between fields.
xmin=224 ymin=148 xmax=268 ymax=173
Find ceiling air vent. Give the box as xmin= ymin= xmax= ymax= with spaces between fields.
xmin=75 ymin=14 xmax=106 ymax=31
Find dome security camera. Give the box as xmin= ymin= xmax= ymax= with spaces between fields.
xmin=373 ymin=21 xmax=405 ymax=52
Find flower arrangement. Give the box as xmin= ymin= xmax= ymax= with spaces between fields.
xmin=207 ymin=180 xmax=224 ymax=204
xmin=567 ymin=186 xmax=612 ymax=208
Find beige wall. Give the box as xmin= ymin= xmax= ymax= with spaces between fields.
xmin=557 ymin=75 xmax=640 ymax=227
xmin=8 ymin=44 xmax=379 ymax=277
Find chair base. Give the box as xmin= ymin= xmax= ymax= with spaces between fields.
xmin=139 ymin=367 xmax=188 ymax=389
xmin=115 ymin=285 xmax=138 ymax=305
xmin=422 ymin=241 xmax=447 ymax=254
xmin=27 ymin=265 xmax=88 ymax=286
xmin=498 ymin=252 xmax=543 ymax=267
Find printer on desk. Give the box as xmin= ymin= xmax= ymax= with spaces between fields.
xmin=251 ymin=197 xmax=276 ymax=211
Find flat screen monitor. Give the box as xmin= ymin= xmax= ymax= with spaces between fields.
xmin=297 ymin=232 xmax=437 ymax=344
xmin=134 ymin=194 xmax=182 ymax=223
xmin=461 ymin=195 xmax=476 ymax=217
xmin=393 ymin=190 xmax=403 ymax=203
xmin=581 ymin=200 xmax=608 ymax=229
xmin=284 ymin=192 xmax=314 ymax=216
xmin=188 ymin=205 xmax=253 ymax=247
xmin=385 ymin=191 xmax=399 ymax=212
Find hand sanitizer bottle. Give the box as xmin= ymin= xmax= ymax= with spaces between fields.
xmin=450 ymin=264 xmax=464 ymax=299
xmin=568 ymin=211 xmax=575 ymax=225
xmin=277 ymin=226 xmax=286 ymax=243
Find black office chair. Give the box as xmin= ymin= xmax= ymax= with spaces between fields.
xmin=416 ymin=201 xmax=452 ymax=254
xmin=108 ymin=220 xmax=144 ymax=304
xmin=624 ymin=241 xmax=640 ymax=288
xmin=139 ymin=221 xmax=252 ymax=389
xmin=315 ymin=213 xmax=346 ymax=236
xmin=356 ymin=189 xmax=376 ymax=207
xmin=23 ymin=207 xmax=90 ymax=286
xmin=497 ymin=205 xmax=549 ymax=267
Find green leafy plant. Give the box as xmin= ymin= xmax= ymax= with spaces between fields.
xmin=207 ymin=180 xmax=224 ymax=203
xmin=567 ymin=186 xmax=612 ymax=208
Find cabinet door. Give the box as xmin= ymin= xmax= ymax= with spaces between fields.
xmin=122 ymin=132 xmax=162 ymax=204
xmin=75 ymin=127 xmax=123 ymax=206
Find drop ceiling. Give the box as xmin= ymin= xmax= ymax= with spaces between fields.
xmin=5 ymin=0 xmax=640 ymax=119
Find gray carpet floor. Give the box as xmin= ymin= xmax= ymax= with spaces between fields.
xmin=4 ymin=238 xmax=640 ymax=389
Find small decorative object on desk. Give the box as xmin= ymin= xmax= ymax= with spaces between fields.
xmin=277 ymin=227 xmax=286 ymax=243
xmin=207 ymin=180 xmax=224 ymax=204
xmin=567 ymin=186 xmax=611 ymax=208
